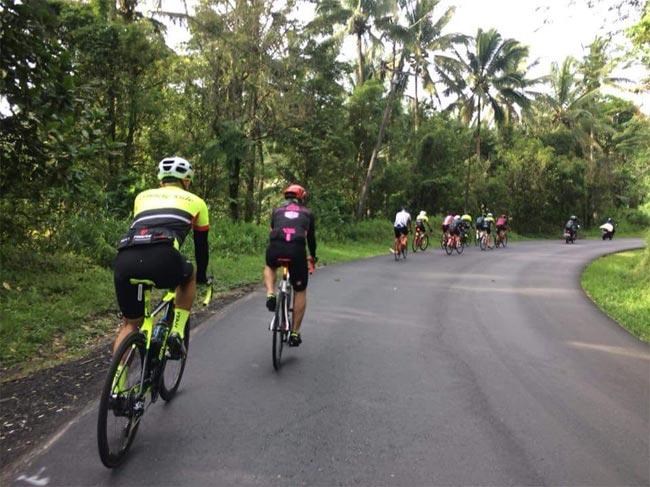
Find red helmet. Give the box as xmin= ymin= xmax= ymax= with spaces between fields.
xmin=284 ymin=184 xmax=307 ymax=201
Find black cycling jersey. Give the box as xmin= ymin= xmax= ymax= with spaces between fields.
xmin=269 ymin=199 xmax=316 ymax=257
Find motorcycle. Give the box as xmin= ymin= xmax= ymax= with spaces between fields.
xmin=600 ymin=222 xmax=615 ymax=240
xmin=564 ymin=225 xmax=579 ymax=244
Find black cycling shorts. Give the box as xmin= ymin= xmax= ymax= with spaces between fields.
xmin=114 ymin=245 xmax=193 ymax=319
xmin=394 ymin=226 xmax=409 ymax=238
xmin=416 ymin=222 xmax=426 ymax=232
xmin=265 ymin=242 xmax=308 ymax=291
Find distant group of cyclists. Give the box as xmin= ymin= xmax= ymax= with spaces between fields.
xmin=111 ymin=155 xmax=619 ymax=365
xmin=393 ymin=208 xmax=511 ymax=251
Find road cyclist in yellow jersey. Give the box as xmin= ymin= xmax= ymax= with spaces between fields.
xmin=413 ymin=210 xmax=433 ymax=251
xmin=112 ymin=156 xmax=210 ymax=361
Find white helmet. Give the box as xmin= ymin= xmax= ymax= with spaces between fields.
xmin=419 ymin=210 xmax=427 ymax=216
xmin=487 ymin=212 xmax=493 ymax=218
xmin=455 ymin=215 xmax=461 ymax=219
xmin=157 ymin=156 xmax=194 ymax=181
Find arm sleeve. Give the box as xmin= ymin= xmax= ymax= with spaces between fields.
xmin=307 ymin=213 xmax=316 ymax=257
xmin=193 ymin=230 xmax=209 ymax=284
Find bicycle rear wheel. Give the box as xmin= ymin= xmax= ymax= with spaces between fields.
xmin=480 ymin=235 xmax=487 ymax=251
xmin=401 ymin=240 xmax=407 ymax=259
xmin=456 ymin=240 xmax=464 ymax=254
xmin=97 ymin=332 xmax=146 ymax=468
xmin=419 ymin=234 xmax=429 ymax=251
xmin=160 ymin=318 xmax=190 ymax=401
xmin=412 ymin=235 xmax=418 ymax=252
xmin=502 ymin=233 xmax=508 ymax=248
xmin=272 ymin=292 xmax=286 ymax=370
xmin=394 ymin=241 xmax=400 ymax=261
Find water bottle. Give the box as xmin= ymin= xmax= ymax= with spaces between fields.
xmin=152 ymin=322 xmax=166 ymax=345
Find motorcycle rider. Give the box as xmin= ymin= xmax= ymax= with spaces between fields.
xmin=600 ymin=217 xmax=616 ymax=239
xmin=564 ymin=215 xmax=580 ymax=239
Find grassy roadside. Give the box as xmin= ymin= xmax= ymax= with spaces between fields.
xmin=581 ymin=249 xmax=650 ymax=343
xmin=0 ymin=239 xmax=388 ymax=377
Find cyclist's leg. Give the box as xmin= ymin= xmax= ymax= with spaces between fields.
xmin=288 ymin=247 xmax=308 ymax=344
xmin=113 ymin=248 xmax=149 ymax=353
xmin=264 ymin=245 xmax=281 ymax=310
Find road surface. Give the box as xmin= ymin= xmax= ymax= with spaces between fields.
xmin=6 ymin=238 xmax=649 ymax=486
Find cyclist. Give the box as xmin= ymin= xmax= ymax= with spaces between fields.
xmin=113 ymin=156 xmax=210 ymax=359
xmin=496 ymin=214 xmax=510 ymax=240
xmin=264 ymin=184 xmax=316 ymax=347
xmin=415 ymin=210 xmax=433 ymax=236
xmin=449 ymin=214 xmax=463 ymax=242
xmin=393 ymin=206 xmax=412 ymax=251
xmin=460 ymin=212 xmax=473 ymax=244
xmin=483 ymin=212 xmax=495 ymax=242
xmin=442 ymin=211 xmax=454 ymax=235
xmin=475 ymin=213 xmax=485 ymax=242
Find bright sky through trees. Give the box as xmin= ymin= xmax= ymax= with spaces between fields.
xmin=148 ymin=0 xmax=648 ymax=113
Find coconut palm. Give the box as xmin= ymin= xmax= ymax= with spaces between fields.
xmin=435 ymin=28 xmax=534 ymax=208
xmin=309 ymin=0 xmax=393 ymax=87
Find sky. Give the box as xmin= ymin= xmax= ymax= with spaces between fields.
xmin=150 ymin=0 xmax=648 ymax=112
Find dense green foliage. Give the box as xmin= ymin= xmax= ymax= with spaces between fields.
xmin=2 ymin=0 xmax=648 ymax=252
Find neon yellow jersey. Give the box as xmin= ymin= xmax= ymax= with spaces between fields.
xmin=131 ymin=185 xmax=209 ymax=249
xmin=484 ymin=215 xmax=495 ymax=227
xmin=416 ymin=214 xmax=429 ymax=223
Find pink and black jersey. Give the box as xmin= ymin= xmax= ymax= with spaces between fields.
xmin=269 ymin=200 xmax=316 ymax=257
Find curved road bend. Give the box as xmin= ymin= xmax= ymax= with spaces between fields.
xmin=6 ymin=238 xmax=649 ymax=486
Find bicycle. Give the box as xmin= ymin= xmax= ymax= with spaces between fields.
xmin=440 ymin=231 xmax=448 ymax=250
xmin=412 ymin=227 xmax=430 ymax=252
xmin=97 ymin=277 xmax=213 ymax=468
xmin=479 ymin=229 xmax=495 ymax=250
xmin=393 ymin=233 xmax=408 ymax=261
xmin=269 ymin=258 xmax=314 ymax=370
xmin=495 ymin=228 xmax=508 ymax=248
xmin=444 ymin=231 xmax=464 ymax=255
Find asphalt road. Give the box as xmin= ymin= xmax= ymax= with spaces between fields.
xmin=6 ymin=238 xmax=649 ymax=486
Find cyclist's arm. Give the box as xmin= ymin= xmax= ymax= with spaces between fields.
xmin=307 ymin=212 xmax=316 ymax=259
xmin=192 ymin=199 xmax=210 ymax=284
xmin=194 ymin=230 xmax=209 ymax=284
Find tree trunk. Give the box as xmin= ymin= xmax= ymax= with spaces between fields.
xmin=356 ymin=54 xmax=405 ymax=219
xmin=465 ymin=103 xmax=481 ymax=210
xmin=414 ymin=70 xmax=419 ymax=132
xmin=356 ymin=33 xmax=365 ymax=87
xmin=256 ymin=139 xmax=264 ymax=224
xmin=228 ymin=157 xmax=241 ymax=220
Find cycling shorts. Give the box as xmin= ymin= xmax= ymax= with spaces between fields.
xmin=441 ymin=224 xmax=449 ymax=233
xmin=394 ymin=226 xmax=409 ymax=238
xmin=265 ymin=242 xmax=308 ymax=292
xmin=114 ymin=245 xmax=193 ymax=319
xmin=496 ymin=224 xmax=507 ymax=232
xmin=415 ymin=222 xmax=427 ymax=232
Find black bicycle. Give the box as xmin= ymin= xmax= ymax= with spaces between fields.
xmin=269 ymin=259 xmax=313 ymax=370
xmin=97 ymin=278 xmax=212 ymax=468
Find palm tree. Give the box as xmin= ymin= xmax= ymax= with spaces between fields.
xmin=309 ymin=0 xmax=393 ymax=87
xmin=401 ymin=0 xmax=461 ymax=131
xmin=436 ymin=28 xmax=534 ymax=208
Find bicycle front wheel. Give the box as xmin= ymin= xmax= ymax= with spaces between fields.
xmin=160 ymin=318 xmax=190 ymax=401
xmin=420 ymin=234 xmax=429 ymax=251
xmin=444 ymin=239 xmax=453 ymax=255
xmin=97 ymin=332 xmax=146 ymax=468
